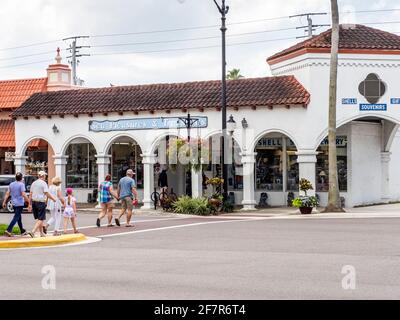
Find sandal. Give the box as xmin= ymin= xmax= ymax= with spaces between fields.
xmin=126 ymin=224 xmax=134 ymax=228
xmin=115 ymin=218 xmax=120 ymax=227
xmin=107 ymin=224 xmax=114 ymax=227
xmin=4 ymin=230 xmax=13 ymax=237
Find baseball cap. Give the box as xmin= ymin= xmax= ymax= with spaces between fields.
xmin=38 ymin=171 xmax=47 ymax=177
xmin=126 ymin=169 xmax=135 ymax=176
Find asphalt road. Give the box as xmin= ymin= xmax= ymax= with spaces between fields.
xmin=1 ymin=213 xmax=400 ymax=300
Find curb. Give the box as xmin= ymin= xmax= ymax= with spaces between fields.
xmin=0 ymin=233 xmax=87 ymax=249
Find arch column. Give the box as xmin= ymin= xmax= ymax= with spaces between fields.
xmin=296 ymin=150 xmax=318 ymax=196
xmin=241 ymin=152 xmax=257 ymax=210
xmin=381 ymin=151 xmax=391 ymax=200
xmin=191 ymin=168 xmax=203 ymax=198
xmin=96 ymin=154 xmax=111 ymax=187
xmin=53 ymin=155 xmax=68 ymax=191
xmin=14 ymin=156 xmax=28 ymax=174
xmin=142 ymin=153 xmax=157 ymax=210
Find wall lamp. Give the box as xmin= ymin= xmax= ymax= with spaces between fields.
xmin=241 ymin=118 xmax=248 ymax=129
xmin=52 ymin=124 xmax=60 ymax=134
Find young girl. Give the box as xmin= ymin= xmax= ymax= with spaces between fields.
xmin=63 ymin=188 xmax=78 ymax=234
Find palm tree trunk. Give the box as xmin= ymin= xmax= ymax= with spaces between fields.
xmin=323 ymin=0 xmax=345 ymax=212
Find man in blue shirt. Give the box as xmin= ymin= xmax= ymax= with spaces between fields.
xmin=116 ymin=169 xmax=138 ymax=227
xmin=2 ymin=173 xmax=29 ymax=237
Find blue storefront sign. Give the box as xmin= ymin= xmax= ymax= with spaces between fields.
xmin=342 ymin=98 xmax=357 ymax=105
xmin=359 ymin=104 xmax=387 ymax=111
xmin=391 ymin=98 xmax=400 ymax=104
xmin=89 ymin=116 xmax=208 ymax=132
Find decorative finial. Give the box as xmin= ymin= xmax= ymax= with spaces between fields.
xmin=55 ymin=47 xmax=62 ymax=64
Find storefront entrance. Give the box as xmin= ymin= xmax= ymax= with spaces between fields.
xmin=108 ymin=137 xmax=143 ymax=188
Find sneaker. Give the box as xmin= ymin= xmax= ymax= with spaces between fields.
xmin=21 ymin=231 xmax=28 ymax=236
xmin=4 ymin=230 xmax=13 ymax=237
xmin=115 ymin=218 xmax=120 ymax=227
xmin=96 ymin=218 xmax=101 ymax=228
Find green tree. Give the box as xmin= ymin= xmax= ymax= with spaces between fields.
xmin=323 ymin=0 xmax=344 ymax=213
xmin=226 ymin=68 xmax=244 ymax=80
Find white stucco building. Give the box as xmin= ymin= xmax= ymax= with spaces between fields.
xmin=11 ymin=24 xmax=400 ymax=209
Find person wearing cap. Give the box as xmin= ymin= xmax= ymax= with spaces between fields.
xmin=27 ymin=171 xmax=56 ymax=238
xmin=2 ymin=172 xmax=29 ymax=237
xmin=115 ymin=169 xmax=139 ymax=227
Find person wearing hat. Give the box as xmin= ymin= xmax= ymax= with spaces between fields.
xmin=27 ymin=171 xmax=56 ymax=238
xmin=115 ymin=169 xmax=139 ymax=227
xmin=2 ymin=172 xmax=29 ymax=237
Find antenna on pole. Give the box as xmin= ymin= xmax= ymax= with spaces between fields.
xmin=63 ymin=36 xmax=90 ymax=86
xmin=290 ymin=12 xmax=330 ymax=39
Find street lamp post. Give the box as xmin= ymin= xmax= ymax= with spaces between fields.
xmin=213 ymin=0 xmax=229 ymax=200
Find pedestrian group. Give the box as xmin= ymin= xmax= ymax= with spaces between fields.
xmin=3 ymin=168 xmax=139 ymax=238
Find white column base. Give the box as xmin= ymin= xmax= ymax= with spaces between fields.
xmin=241 ymin=200 xmax=257 ymax=211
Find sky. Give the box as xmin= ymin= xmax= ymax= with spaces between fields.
xmin=0 ymin=0 xmax=399 ymax=88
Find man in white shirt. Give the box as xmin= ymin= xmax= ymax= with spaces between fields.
xmin=27 ymin=171 xmax=56 ymax=238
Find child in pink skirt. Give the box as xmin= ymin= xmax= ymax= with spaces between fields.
xmin=63 ymin=188 xmax=78 ymax=234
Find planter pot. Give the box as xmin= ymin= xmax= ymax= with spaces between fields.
xmin=299 ymin=207 xmax=313 ymax=214
xmin=209 ymin=199 xmax=222 ymax=206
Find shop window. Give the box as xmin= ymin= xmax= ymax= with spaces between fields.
xmin=255 ymin=138 xmax=283 ymax=191
xmin=255 ymin=137 xmax=298 ymax=192
xmin=286 ymin=140 xmax=299 ymax=191
xmin=66 ymin=143 xmax=97 ymax=189
xmin=316 ymin=136 xmax=347 ymax=192
xmin=109 ymin=143 xmax=143 ymax=188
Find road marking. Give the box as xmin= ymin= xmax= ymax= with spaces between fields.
xmin=98 ymin=217 xmax=268 ymax=238
xmin=0 ymin=236 xmax=101 ymax=251
xmin=58 ymin=216 xmax=190 ymax=233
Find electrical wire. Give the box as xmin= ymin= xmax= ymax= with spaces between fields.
xmin=92 ymin=36 xmax=298 ymax=57
xmin=91 ymin=27 xmax=298 ymax=48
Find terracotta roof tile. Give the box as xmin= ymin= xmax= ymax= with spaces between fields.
xmin=268 ymin=24 xmax=400 ymax=63
xmin=0 ymin=120 xmax=15 ymax=148
xmin=0 ymin=78 xmax=48 ymax=110
xmin=13 ymin=76 xmax=310 ymax=117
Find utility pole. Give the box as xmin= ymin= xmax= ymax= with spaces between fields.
xmin=63 ymin=36 xmax=90 ymax=86
xmin=290 ymin=12 xmax=330 ymax=39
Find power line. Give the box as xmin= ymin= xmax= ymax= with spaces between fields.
xmin=0 ymin=9 xmax=399 ymax=52
xmin=92 ymin=36 xmax=298 ymax=57
xmin=0 ymin=59 xmax=52 ymax=69
xmin=91 ymin=27 xmax=298 ymax=48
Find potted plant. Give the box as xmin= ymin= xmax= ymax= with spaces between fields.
xmin=292 ymin=178 xmax=319 ymax=214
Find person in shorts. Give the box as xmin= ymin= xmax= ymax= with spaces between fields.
xmin=96 ymin=174 xmax=119 ymax=228
xmin=116 ymin=169 xmax=139 ymax=227
xmin=27 ymin=171 xmax=56 ymax=238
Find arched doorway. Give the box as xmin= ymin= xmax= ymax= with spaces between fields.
xmin=253 ymin=132 xmax=299 ymax=206
xmin=63 ymin=137 xmax=98 ymax=203
xmin=152 ymin=134 xmax=186 ymax=197
xmin=24 ymin=138 xmax=54 ymax=180
xmin=203 ymin=133 xmax=242 ymax=203
xmin=107 ymin=136 xmax=143 ymax=189
xmin=315 ymin=115 xmax=400 ymax=207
